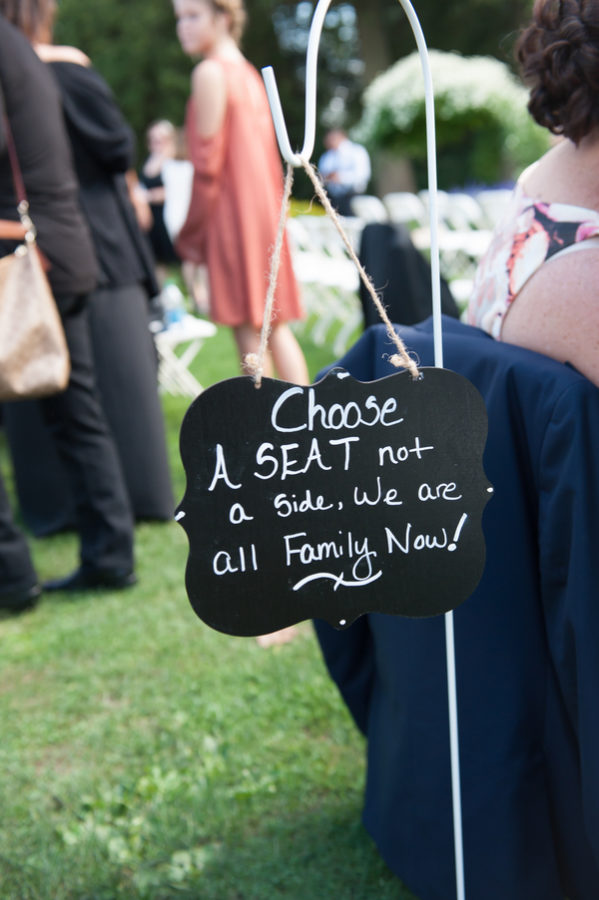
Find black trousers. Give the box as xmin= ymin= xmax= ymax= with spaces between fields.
xmin=3 ymin=283 xmax=174 ymax=536
xmin=0 ymin=469 xmax=36 ymax=595
xmin=0 ymin=294 xmax=134 ymax=588
xmin=41 ymin=294 xmax=135 ymax=571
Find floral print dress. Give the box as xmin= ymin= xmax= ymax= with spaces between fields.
xmin=467 ymin=182 xmax=599 ymax=338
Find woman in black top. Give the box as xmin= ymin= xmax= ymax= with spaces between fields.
xmin=0 ymin=14 xmax=135 ymax=599
xmin=1 ymin=1 xmax=174 ymax=536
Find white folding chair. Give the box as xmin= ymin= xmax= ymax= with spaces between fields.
xmin=349 ymin=194 xmax=388 ymax=223
xmin=382 ymin=191 xmax=428 ymax=228
xmin=154 ymin=314 xmax=217 ymax=397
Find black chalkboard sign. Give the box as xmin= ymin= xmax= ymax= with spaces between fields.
xmin=177 ymin=368 xmax=492 ymax=636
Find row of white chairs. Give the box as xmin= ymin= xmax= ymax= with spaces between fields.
xmin=286 ymin=215 xmax=363 ymax=356
xmin=351 ymin=188 xmax=513 ymax=232
xmin=350 ymin=189 xmax=513 ymax=305
xmin=287 ymin=187 xmax=513 ymax=323
xmin=285 ymin=192 xmax=493 ymax=351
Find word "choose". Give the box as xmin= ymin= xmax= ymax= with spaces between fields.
xmin=271 ymin=386 xmax=404 ymax=434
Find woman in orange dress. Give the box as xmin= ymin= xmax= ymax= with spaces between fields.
xmin=173 ymin=0 xmax=309 ymax=384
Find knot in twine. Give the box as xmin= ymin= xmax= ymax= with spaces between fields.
xmin=246 ymin=158 xmax=420 ymax=387
xmin=244 ymin=352 xmax=263 ymax=384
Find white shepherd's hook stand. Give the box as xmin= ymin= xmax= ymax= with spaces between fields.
xmin=262 ymin=3 xmax=465 ymax=898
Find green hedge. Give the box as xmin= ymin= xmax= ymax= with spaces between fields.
xmin=354 ymin=50 xmax=550 ymax=189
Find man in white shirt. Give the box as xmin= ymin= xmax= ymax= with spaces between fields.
xmin=318 ymin=128 xmax=371 ymax=216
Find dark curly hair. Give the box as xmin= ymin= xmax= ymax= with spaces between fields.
xmin=516 ymin=0 xmax=599 ymax=143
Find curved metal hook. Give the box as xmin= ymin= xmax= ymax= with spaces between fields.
xmin=262 ymin=0 xmax=332 ymax=166
xmin=261 ymin=0 xmax=443 ymax=369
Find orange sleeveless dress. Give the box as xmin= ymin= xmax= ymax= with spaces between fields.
xmin=176 ymin=58 xmax=303 ymax=329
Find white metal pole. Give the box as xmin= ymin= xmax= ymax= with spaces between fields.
xmin=262 ymin=3 xmax=465 ymax=895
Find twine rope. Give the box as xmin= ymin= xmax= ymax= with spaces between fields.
xmin=246 ymin=157 xmax=420 ymax=386
xmin=300 ymin=160 xmax=419 ymax=379
xmin=245 ymin=163 xmax=295 ymax=387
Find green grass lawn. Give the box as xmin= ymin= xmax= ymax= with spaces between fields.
xmin=0 ymin=319 xmax=418 ymax=900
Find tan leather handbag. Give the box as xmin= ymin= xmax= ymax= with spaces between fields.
xmin=0 ymin=116 xmax=70 ymax=401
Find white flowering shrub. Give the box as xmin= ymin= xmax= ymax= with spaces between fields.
xmin=354 ymin=50 xmax=550 ymax=189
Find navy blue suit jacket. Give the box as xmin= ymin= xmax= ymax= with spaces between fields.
xmin=314 ymin=317 xmax=599 ymax=900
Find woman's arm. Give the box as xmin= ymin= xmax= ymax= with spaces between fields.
xmin=34 ymin=43 xmax=91 ymax=67
xmin=175 ymin=61 xmax=228 ymax=264
xmin=191 ymin=59 xmax=227 ymax=138
xmin=126 ymin=170 xmax=153 ymax=232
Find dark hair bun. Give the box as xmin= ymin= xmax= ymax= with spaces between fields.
xmin=516 ymin=0 xmax=599 ymax=143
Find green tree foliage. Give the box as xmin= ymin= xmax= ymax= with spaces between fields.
xmin=53 ymin=0 xmax=356 ymax=168
xmin=354 ymin=0 xmax=534 ymax=80
xmin=54 ymin=0 xmax=535 ymax=185
xmin=54 ymin=0 xmax=191 ymax=161
xmin=355 ymin=50 xmax=549 ymax=188
xmin=54 ymin=0 xmax=363 ymax=191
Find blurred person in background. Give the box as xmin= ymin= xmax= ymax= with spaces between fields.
xmin=0 ymin=12 xmax=136 ymax=595
xmin=139 ymin=118 xmax=209 ymax=312
xmin=318 ymin=128 xmax=371 ymax=216
xmin=172 ymin=0 xmax=309 ymax=386
xmin=173 ymin=0 xmax=307 ymax=645
xmin=139 ymin=119 xmax=182 ymax=280
xmin=0 ymin=0 xmax=175 ymax=540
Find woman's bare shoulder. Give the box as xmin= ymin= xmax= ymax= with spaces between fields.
xmin=35 ymin=43 xmax=91 ymax=67
xmin=191 ymin=58 xmax=226 ymax=92
xmin=502 ymin=249 xmax=599 ymax=386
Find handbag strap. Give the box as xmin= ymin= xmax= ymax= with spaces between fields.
xmin=2 ymin=114 xmax=35 ymax=240
xmin=3 ymin=115 xmax=26 ymax=206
